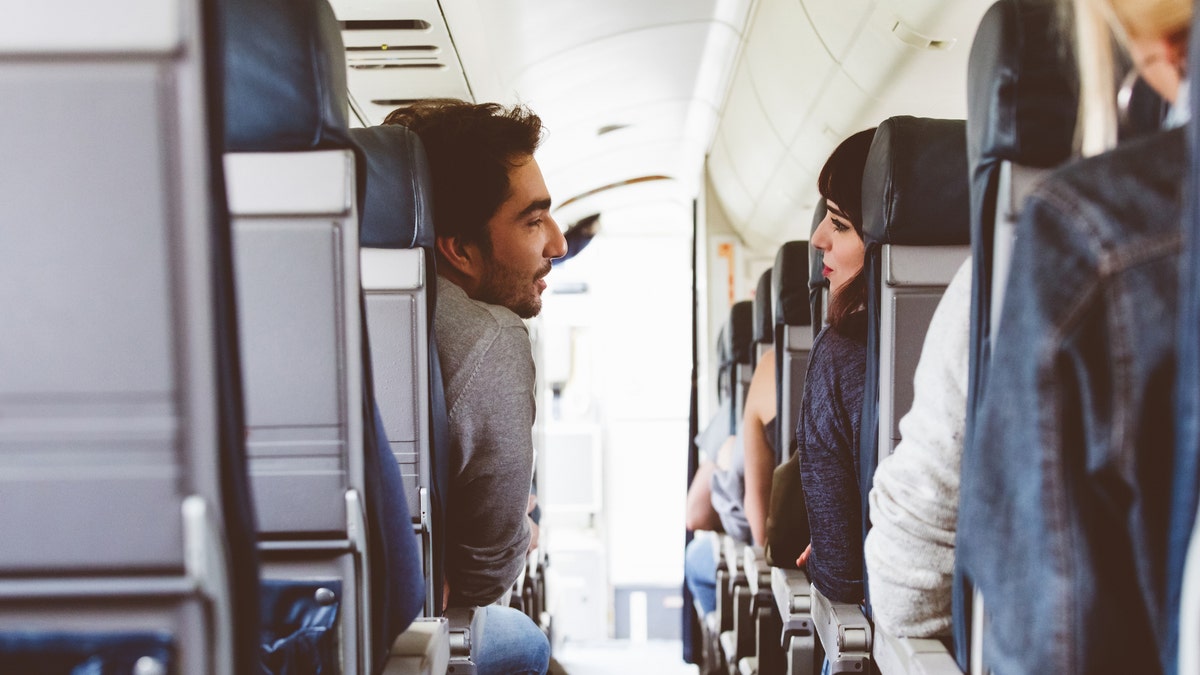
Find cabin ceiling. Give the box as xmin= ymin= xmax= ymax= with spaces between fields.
xmin=331 ymin=0 xmax=994 ymax=251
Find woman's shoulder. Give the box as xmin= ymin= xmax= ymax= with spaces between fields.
xmin=814 ymin=313 xmax=868 ymax=361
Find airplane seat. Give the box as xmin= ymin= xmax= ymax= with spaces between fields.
xmin=773 ymin=241 xmax=813 ymax=465
xmin=810 ymin=115 xmax=971 ymax=674
xmin=730 ymin=300 xmax=755 ymax=430
xmin=807 ymin=201 xmax=829 ymax=342
xmin=1173 ymin=7 xmax=1200 ymax=673
xmin=753 ymin=269 xmax=774 ymax=369
xmin=0 ymin=0 xmax=257 ymax=673
xmin=351 ymin=124 xmax=458 ymax=672
xmin=957 ymin=0 xmax=1077 ymax=670
xmin=224 ymin=0 xmax=425 ymax=672
xmin=767 ymin=240 xmax=818 ymax=675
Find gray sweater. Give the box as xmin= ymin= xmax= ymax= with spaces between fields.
xmin=435 ymin=276 xmax=534 ymax=607
xmin=865 ymin=259 xmax=970 ymax=636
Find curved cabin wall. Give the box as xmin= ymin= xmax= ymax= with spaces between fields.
xmin=707 ymin=0 xmax=992 ymax=255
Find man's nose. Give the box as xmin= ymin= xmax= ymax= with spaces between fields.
xmin=546 ymin=217 xmax=568 ymax=259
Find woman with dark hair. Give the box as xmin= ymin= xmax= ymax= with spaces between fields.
xmin=794 ymin=127 xmax=876 ymax=606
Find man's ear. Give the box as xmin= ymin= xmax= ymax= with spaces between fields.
xmin=435 ymin=235 xmax=481 ymax=283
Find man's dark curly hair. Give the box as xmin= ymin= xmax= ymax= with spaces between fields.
xmin=384 ymin=99 xmax=544 ymax=251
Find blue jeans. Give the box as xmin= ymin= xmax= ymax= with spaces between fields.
xmin=473 ymin=605 xmax=549 ymax=675
xmin=685 ymin=535 xmax=717 ymax=615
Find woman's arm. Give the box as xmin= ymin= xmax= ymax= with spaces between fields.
xmin=743 ymin=348 xmax=778 ymax=547
xmin=799 ymin=335 xmax=866 ymax=603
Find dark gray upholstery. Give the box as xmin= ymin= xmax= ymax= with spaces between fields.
xmin=808 ymin=200 xmax=828 ymax=340
xmin=863 ymin=117 xmax=971 ymax=248
xmin=959 ymin=1 xmax=1079 ymax=666
xmin=773 ymin=241 xmax=811 ymax=463
xmin=753 ymin=269 xmax=774 ymax=366
xmin=354 ymin=125 xmax=435 ymax=251
xmin=224 ymin=0 xmax=351 ymax=152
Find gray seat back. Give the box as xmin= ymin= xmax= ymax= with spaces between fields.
xmin=772 ymin=241 xmax=812 ymax=464
xmin=959 ymin=0 xmax=1078 ymax=667
xmin=862 ymin=117 xmax=972 ymax=465
xmin=752 ymin=269 xmax=774 ymax=368
xmin=0 ymin=1 xmax=246 ymax=672
xmin=808 ymin=201 xmax=830 ymax=341
xmin=352 ymin=124 xmax=439 ymax=616
xmin=729 ymin=301 xmax=754 ymax=431
xmin=223 ymin=0 xmax=368 ymax=670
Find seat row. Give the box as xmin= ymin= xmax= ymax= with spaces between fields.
xmin=0 ymin=0 xmax=517 ymax=673
xmin=694 ymin=0 xmax=1200 ymax=673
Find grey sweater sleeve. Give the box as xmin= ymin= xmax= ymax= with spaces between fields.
xmin=445 ymin=322 xmax=535 ymax=607
xmin=864 ymin=258 xmax=970 ymax=637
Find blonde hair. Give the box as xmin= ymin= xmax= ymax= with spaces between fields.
xmin=1071 ymin=0 xmax=1191 ymax=156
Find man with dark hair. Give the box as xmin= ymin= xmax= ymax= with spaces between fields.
xmin=385 ymin=99 xmax=564 ymax=674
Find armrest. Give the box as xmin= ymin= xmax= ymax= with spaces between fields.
xmin=444 ymin=606 xmax=485 ymax=668
xmin=722 ymin=535 xmax=747 ymax=583
xmin=771 ymin=567 xmax=812 ymax=634
xmin=873 ymin=628 xmax=961 ymax=675
xmin=771 ymin=567 xmax=816 ymax=675
xmin=384 ymin=618 xmax=450 ymax=675
xmin=743 ymin=546 xmax=772 ymax=596
xmin=810 ymin=584 xmax=871 ymax=671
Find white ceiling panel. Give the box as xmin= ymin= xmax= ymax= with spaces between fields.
xmin=720 ymin=64 xmax=788 ymax=203
xmin=741 ymin=0 xmax=835 ymax=145
xmin=802 ymin=0 xmax=877 ymax=61
xmin=750 ymin=155 xmax=816 ymax=244
xmin=707 ymin=133 xmax=756 ymax=229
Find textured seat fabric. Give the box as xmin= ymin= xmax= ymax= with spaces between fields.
xmin=224 ymin=0 xmax=351 ymax=152
xmin=352 ymin=124 xmax=448 ymax=627
xmin=353 ymin=125 xmax=435 ymax=251
xmin=0 ymin=633 xmax=174 ymax=675
xmin=859 ymin=116 xmax=971 ymax=605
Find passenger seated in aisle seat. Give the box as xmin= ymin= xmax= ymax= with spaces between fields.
xmin=685 ymin=403 xmax=736 ymax=615
xmin=383 ymin=100 xmax=565 ymax=675
xmin=685 ymin=349 xmax=782 ymax=614
xmin=795 ymin=128 xmax=876 ymax=603
xmin=743 ymin=347 xmax=781 ymax=548
xmin=957 ymin=0 xmax=1191 ymax=671
xmin=863 ymin=259 xmax=970 ymax=637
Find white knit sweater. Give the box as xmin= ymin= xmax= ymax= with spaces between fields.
xmin=865 ymin=258 xmax=971 ymax=637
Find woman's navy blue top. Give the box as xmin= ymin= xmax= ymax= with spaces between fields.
xmin=797 ymin=311 xmax=868 ymax=602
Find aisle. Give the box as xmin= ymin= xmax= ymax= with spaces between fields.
xmin=549 ymin=639 xmax=699 ymax=675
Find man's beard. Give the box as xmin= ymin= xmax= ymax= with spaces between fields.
xmin=475 ymin=257 xmax=551 ymax=319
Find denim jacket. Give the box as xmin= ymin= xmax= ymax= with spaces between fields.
xmin=958 ymin=127 xmax=1184 ymax=675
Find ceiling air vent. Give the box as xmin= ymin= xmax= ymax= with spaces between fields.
xmin=371 ymin=99 xmax=422 ymax=107
xmin=890 ymin=19 xmax=956 ymax=51
xmin=349 ymin=62 xmax=446 ymax=70
xmin=342 ymin=20 xmax=431 ymax=31
xmin=347 ymin=45 xmax=439 ymax=53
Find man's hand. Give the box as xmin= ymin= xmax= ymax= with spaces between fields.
xmin=527 ymin=515 xmax=540 ymax=553
xmin=526 ymin=494 xmax=540 ymax=553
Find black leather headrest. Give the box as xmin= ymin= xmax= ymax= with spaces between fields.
xmin=351 ymin=126 xmax=435 ymax=250
xmin=967 ymin=0 xmax=1077 ymax=173
xmin=224 ymin=0 xmax=350 ymax=152
xmin=808 ymin=200 xmax=828 ymax=291
xmin=730 ymin=301 xmax=753 ymax=365
xmin=862 ymin=117 xmax=971 ymax=246
xmin=774 ymin=241 xmax=812 ymax=327
xmin=753 ymin=270 xmax=773 ymax=345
